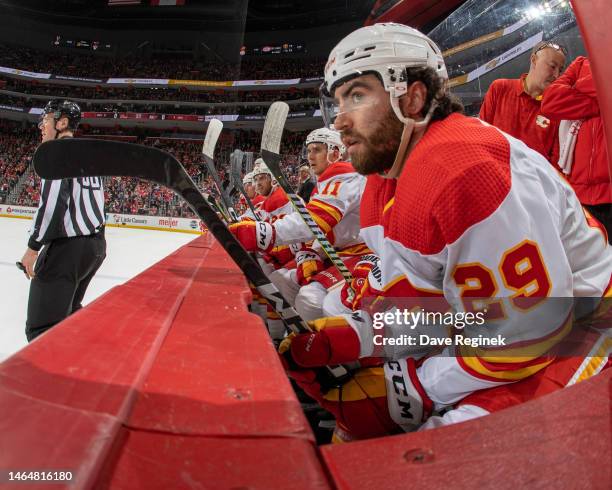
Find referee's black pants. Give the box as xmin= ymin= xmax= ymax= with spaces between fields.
xmin=26 ymin=229 xmax=107 ymax=342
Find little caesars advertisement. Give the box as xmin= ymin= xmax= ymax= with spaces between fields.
xmin=0 ymin=206 xmax=203 ymax=234
xmin=105 ymin=213 xmax=204 ymax=234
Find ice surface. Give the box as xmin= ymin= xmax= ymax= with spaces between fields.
xmin=0 ymin=218 xmax=196 ymax=362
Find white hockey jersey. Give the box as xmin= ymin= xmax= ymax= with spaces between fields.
xmin=273 ymin=161 xmax=367 ymax=253
xmin=345 ymin=113 xmax=612 ymax=425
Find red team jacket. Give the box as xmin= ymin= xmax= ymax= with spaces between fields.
xmin=540 ymin=56 xmax=612 ymax=206
xmin=479 ymin=74 xmax=559 ymax=163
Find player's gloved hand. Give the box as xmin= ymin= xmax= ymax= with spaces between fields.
xmin=295 ymin=247 xmax=325 ymax=286
xmin=281 ymin=337 xmax=431 ymax=437
xmin=264 ymin=245 xmax=296 ymax=269
xmin=278 ymin=341 xmax=404 ymax=439
xmin=340 ymin=254 xmax=380 ymax=310
xmin=282 ymin=314 xmax=373 ymax=368
xmin=229 ymin=220 xmax=275 ymax=253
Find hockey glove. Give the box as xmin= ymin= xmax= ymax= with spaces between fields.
xmin=340 ymin=254 xmax=380 ymax=310
xmin=263 ymin=244 xmax=297 ymax=269
xmin=278 ymin=344 xmax=403 ymax=439
xmin=295 ymin=247 xmax=325 ymax=286
xmin=229 ymin=220 xmax=275 ymax=253
xmin=282 ymin=315 xmax=367 ymax=367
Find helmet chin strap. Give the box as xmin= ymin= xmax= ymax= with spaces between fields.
xmin=383 ymin=95 xmax=438 ymax=179
xmin=326 ymin=149 xmax=341 ymax=164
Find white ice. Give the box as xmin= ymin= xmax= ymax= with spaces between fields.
xmin=0 ymin=218 xmax=196 ymax=362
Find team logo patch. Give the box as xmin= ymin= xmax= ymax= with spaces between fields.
xmin=535 ymin=115 xmax=550 ymax=128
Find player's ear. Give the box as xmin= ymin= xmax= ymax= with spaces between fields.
xmin=57 ymin=116 xmax=69 ymax=131
xmin=399 ymin=81 xmax=427 ymax=120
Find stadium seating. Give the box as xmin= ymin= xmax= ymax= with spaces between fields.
xmin=0 ymin=121 xmax=307 ymax=213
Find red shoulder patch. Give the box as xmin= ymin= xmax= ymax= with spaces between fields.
xmin=388 ymin=114 xmax=511 ymax=254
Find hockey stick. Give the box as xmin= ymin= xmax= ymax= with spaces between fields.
xmin=230 ymin=149 xmax=259 ymax=219
xmin=261 ymin=102 xmax=355 ymax=291
xmin=202 ymin=119 xmax=238 ymax=223
xmin=32 ymin=138 xmax=351 ymax=385
xmin=198 ymin=122 xmax=231 ymax=224
xmin=206 ymin=192 xmax=232 ymax=226
xmin=206 ymin=186 xmax=233 ymax=224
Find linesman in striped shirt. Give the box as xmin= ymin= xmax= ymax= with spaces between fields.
xmin=20 ymin=100 xmax=107 ymax=341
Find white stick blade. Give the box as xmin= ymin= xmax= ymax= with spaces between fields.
xmin=261 ymin=102 xmax=289 ymax=154
xmin=230 ymin=150 xmax=241 ymax=172
xmin=202 ymin=119 xmax=223 ymax=159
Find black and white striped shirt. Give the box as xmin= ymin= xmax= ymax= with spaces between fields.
xmin=28 ymin=176 xmax=105 ymax=251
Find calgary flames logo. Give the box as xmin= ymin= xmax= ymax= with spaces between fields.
xmin=535 ymin=115 xmax=550 ymax=128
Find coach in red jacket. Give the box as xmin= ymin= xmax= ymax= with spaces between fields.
xmin=541 ymin=56 xmax=611 ymax=240
xmin=479 ymin=41 xmax=566 ymax=163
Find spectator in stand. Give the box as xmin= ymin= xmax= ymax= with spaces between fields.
xmin=297 ymin=165 xmax=315 ymax=203
xmin=1 ymin=77 xmax=318 ymax=105
xmin=0 ymin=121 xmax=39 ymax=203
xmin=540 ymin=56 xmax=612 ymax=241
xmin=1 ymin=122 xmax=309 ymax=216
xmin=0 ymin=42 xmax=326 ymax=81
xmin=479 ymin=41 xmax=567 ymax=162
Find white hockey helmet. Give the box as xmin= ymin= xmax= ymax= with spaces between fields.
xmin=303 ymin=127 xmax=347 ymax=161
xmin=242 ymin=171 xmax=254 ymax=185
xmin=320 ymin=23 xmax=448 ymax=126
xmin=252 ymin=158 xmax=273 ymax=179
xmin=305 ymin=127 xmax=347 ymax=154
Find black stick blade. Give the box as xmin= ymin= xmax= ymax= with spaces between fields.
xmin=32 ymin=137 xmax=351 ymax=384
xmin=33 ymin=138 xmax=180 ymax=186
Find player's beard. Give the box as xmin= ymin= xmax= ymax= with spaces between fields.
xmin=345 ymin=107 xmax=404 ymax=175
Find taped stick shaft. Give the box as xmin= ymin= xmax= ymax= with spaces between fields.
xmin=260 ymin=102 xmax=354 ymax=286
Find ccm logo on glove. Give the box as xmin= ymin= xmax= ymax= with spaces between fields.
xmin=229 ymin=220 xmax=276 ymax=252
xmin=257 ymin=221 xmax=273 ymax=250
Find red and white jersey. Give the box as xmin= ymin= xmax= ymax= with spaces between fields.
xmin=353 ymin=113 xmax=611 ymax=400
xmin=273 ymin=161 xmax=367 ymax=252
xmin=240 ymin=193 xmax=266 ymax=220
xmin=252 ymin=194 xmax=266 ymax=207
xmin=258 ymin=185 xmax=293 ymax=222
